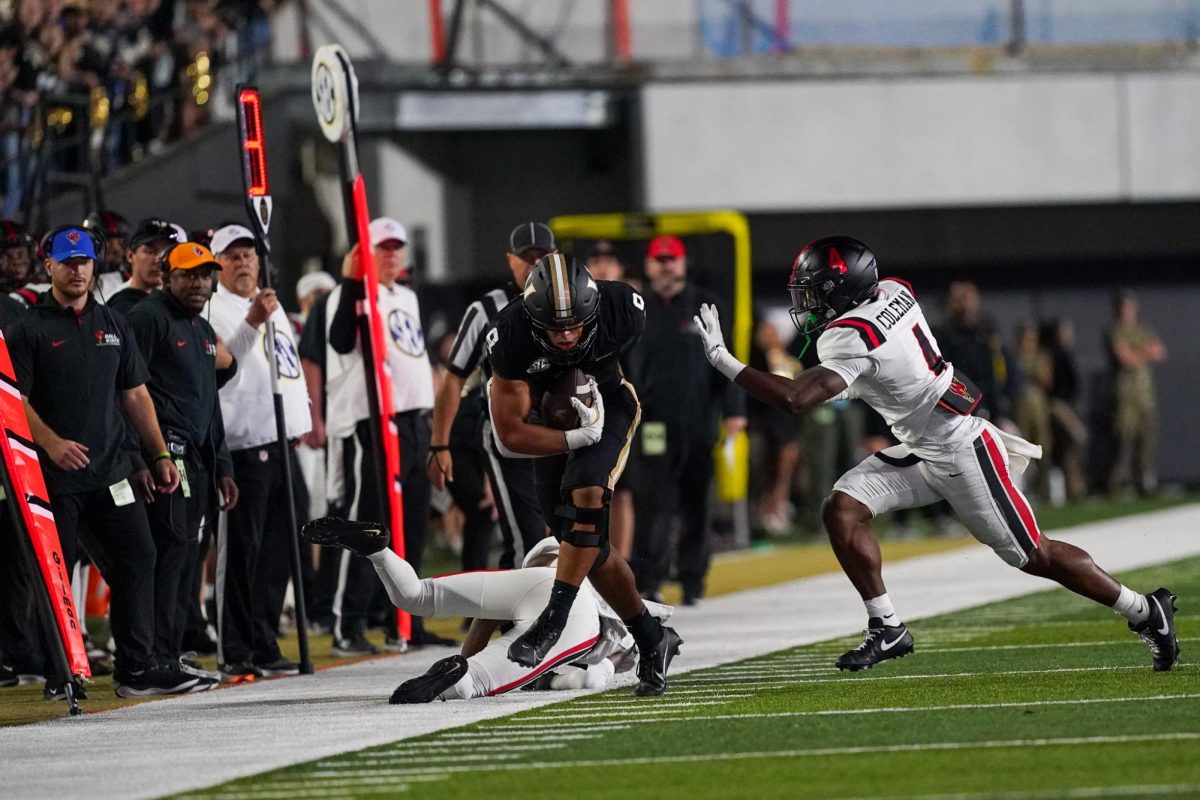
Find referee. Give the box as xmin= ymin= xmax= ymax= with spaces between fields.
xmin=426 ymin=222 xmax=553 ymax=569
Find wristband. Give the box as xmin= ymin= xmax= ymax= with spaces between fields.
xmin=152 ymin=451 xmax=172 ymax=463
xmin=429 ymin=445 xmax=450 ymax=453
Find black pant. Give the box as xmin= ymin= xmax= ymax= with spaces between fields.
xmin=50 ymin=485 xmax=157 ymax=675
xmin=218 ymin=444 xmax=307 ymax=666
xmin=630 ymin=426 xmax=716 ymax=597
xmin=481 ymin=419 xmax=545 ymax=568
xmin=447 ymin=413 xmax=497 ymax=572
xmin=333 ymin=412 xmax=430 ymax=641
xmin=146 ymin=457 xmax=209 ymax=662
xmin=0 ymin=507 xmax=47 ymax=675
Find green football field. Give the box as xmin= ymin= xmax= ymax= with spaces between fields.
xmin=181 ymin=556 xmax=1200 ymax=800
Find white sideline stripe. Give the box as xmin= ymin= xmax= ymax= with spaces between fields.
xmin=522 ymin=703 xmax=741 ymax=720
xmin=332 ymin=743 xmax=569 ymax=760
xmin=512 ymin=693 xmax=1200 ymax=724
xmin=671 ymin=663 xmax=1149 ymax=687
xmin=435 ymin=731 xmax=600 ymax=741
xmin=840 ymin=783 xmax=1200 ymax=800
xmin=291 ymin=733 xmax=1200 ymax=779
xmin=763 ymin=636 xmax=1200 ymax=660
xmin=485 ymin=723 xmax=632 ymax=733
xmin=567 ymin=694 xmax=753 ymax=706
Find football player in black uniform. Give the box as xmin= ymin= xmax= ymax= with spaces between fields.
xmin=485 ymin=253 xmax=683 ymax=696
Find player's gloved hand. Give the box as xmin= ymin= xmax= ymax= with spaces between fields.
xmin=693 ymin=303 xmax=746 ymax=381
xmin=564 ymin=377 xmax=605 ymax=451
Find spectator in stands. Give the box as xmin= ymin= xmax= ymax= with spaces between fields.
xmin=1104 ymin=290 xmax=1165 ymax=498
xmin=322 ymin=216 xmax=450 ymax=653
xmin=207 ymin=222 xmax=310 ymax=681
xmin=1041 ymin=318 xmax=1088 ymax=502
xmin=128 ymin=241 xmax=237 ymax=682
xmin=107 ymin=217 xmax=177 ymax=314
xmin=627 ymin=235 xmax=746 ymax=605
xmin=7 ymin=225 xmax=202 ymax=698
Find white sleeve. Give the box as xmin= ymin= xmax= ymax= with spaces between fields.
xmin=816 ymin=326 xmax=876 ymax=391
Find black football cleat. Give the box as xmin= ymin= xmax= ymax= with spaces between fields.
xmin=507 ymin=612 xmax=565 ymax=668
xmin=836 ymin=618 xmax=914 ymax=672
xmin=634 ymin=626 xmax=683 ymax=697
xmin=301 ymin=516 xmax=390 ymax=557
xmin=1130 ymin=588 xmax=1179 ymax=672
xmin=389 ymin=655 xmax=469 ymax=704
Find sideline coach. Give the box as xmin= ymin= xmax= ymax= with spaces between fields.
xmin=7 ymin=227 xmax=192 ymax=697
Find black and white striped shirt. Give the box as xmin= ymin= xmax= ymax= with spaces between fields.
xmin=446 ymin=284 xmax=517 ymax=384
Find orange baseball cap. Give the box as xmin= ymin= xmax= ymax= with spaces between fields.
xmin=164 ymin=242 xmax=222 ymax=272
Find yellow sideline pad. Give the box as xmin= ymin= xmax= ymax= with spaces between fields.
xmin=0 ymin=536 xmax=970 ymax=727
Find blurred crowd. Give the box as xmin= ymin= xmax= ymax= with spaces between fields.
xmin=747 ymin=280 xmax=1168 ymax=540
xmin=1 ymin=0 xmax=275 ymax=216
xmin=0 ymin=205 xmax=1170 ymax=700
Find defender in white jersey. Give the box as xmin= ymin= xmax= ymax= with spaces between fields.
xmin=695 ymin=235 xmax=1179 ymax=673
xmin=303 ymin=516 xmax=667 ymax=701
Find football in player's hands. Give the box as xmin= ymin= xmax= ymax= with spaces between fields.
xmin=540 ymin=368 xmax=594 ymax=430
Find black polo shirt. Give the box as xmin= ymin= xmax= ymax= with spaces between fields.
xmin=0 ymin=294 xmax=26 ymax=332
xmin=127 ymin=289 xmax=233 ymax=478
xmin=7 ymin=291 xmax=150 ymax=495
xmin=623 ymin=283 xmax=745 ymax=440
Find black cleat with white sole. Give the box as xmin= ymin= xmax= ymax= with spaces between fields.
xmin=1130 ymin=587 xmax=1179 ymax=672
xmin=302 ymin=516 xmax=390 ymax=557
xmin=389 ymin=655 xmax=469 ymax=704
xmin=507 ymin=612 xmax=564 ymax=668
xmin=634 ymin=626 xmax=683 ymax=697
xmin=836 ymin=618 xmax=914 ymax=672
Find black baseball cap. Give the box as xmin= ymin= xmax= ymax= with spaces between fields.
xmin=508 ymin=222 xmax=555 ymax=257
xmin=587 ymin=240 xmax=618 ymax=259
xmin=129 ymin=217 xmax=178 ymax=248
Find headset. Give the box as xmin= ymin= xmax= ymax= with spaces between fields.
xmin=38 ymin=224 xmax=105 ymax=263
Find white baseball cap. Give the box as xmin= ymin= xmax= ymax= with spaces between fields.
xmin=369 ymin=217 xmax=407 ymax=248
xmin=210 ymin=224 xmax=256 ymax=255
xmin=296 ymin=270 xmax=336 ymax=299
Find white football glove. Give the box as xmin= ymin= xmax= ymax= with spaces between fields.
xmin=564 ymin=376 xmax=605 ymax=451
xmin=693 ymin=303 xmax=746 ymax=381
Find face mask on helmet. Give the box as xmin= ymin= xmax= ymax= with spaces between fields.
xmin=523 ymin=253 xmax=601 ymax=365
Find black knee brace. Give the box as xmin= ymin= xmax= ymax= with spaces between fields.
xmin=554 ymin=504 xmax=611 ymax=567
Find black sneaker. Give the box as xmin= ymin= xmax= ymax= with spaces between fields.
xmin=331 ymin=635 xmax=380 ymax=657
xmin=389 ymin=655 xmax=468 ymax=704
xmin=634 ymin=626 xmax=683 ymax=697
xmin=836 ymin=618 xmax=914 ymax=672
xmin=114 ymin=664 xmax=201 ymax=698
xmin=179 ymin=656 xmax=222 ymax=682
xmin=1130 ymin=588 xmax=1180 ymax=672
xmin=255 ymin=656 xmax=301 ymax=676
xmin=219 ymin=661 xmax=263 ymax=684
xmin=0 ymin=665 xmax=18 ymax=688
xmin=507 ymin=611 xmax=564 ymax=668
xmin=302 ymin=516 xmax=390 ymax=557
xmin=44 ymin=679 xmax=88 ymax=701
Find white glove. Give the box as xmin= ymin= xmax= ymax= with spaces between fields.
xmin=564 ymin=377 xmax=605 ymax=451
xmin=693 ymin=303 xmax=746 ymax=381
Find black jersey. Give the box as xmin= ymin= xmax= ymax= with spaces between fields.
xmin=485 ymin=280 xmax=645 ymax=399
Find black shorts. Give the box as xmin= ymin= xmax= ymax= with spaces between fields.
xmin=534 ymin=380 xmax=640 ymax=517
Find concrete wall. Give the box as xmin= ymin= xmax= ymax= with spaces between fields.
xmin=641 ymin=73 xmax=1200 ymax=211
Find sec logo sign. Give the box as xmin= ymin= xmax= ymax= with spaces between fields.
xmin=388 ymin=309 xmax=425 ymax=357
xmin=263 ymin=329 xmax=301 ymax=379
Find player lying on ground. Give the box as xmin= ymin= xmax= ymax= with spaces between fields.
xmin=693 ymin=235 xmax=1179 ymax=673
xmin=303 ymin=517 xmax=672 ymax=702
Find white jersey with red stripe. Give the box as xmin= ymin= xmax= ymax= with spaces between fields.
xmin=816 ymin=278 xmax=976 ymax=460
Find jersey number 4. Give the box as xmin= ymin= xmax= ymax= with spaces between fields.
xmin=911 ymin=323 xmax=947 ymax=375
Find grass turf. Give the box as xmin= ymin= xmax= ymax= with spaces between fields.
xmin=1 ymin=493 xmax=1191 ymax=727
xmin=180 ymin=553 xmax=1200 ymax=800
